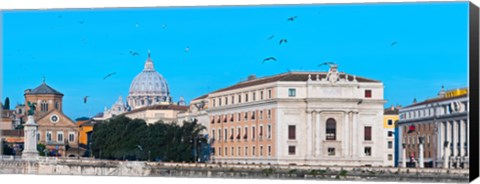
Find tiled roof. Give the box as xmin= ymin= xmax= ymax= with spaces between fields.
xmin=192 ymin=94 xmax=208 ymax=101
xmin=122 ymin=104 xmax=189 ymax=115
xmin=403 ymin=94 xmax=468 ymax=108
xmin=27 ymin=82 xmax=63 ymax=95
xmin=1 ymin=130 xmax=24 ymax=137
xmin=210 ymin=72 xmax=380 ymax=94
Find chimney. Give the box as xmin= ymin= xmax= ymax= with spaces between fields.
xmin=247 ymin=74 xmax=256 ymax=81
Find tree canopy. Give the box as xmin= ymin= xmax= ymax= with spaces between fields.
xmin=91 ymin=115 xmax=207 ymax=162
xmin=3 ymin=97 xmax=10 ymax=110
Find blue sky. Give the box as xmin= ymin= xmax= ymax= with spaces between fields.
xmin=1 ymin=2 xmax=469 ymax=119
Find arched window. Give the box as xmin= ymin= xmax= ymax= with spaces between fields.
xmin=40 ymin=100 xmax=48 ymax=112
xmin=326 ymin=118 xmax=336 ymax=140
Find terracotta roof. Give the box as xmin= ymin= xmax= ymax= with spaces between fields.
xmin=27 ymin=82 xmax=63 ymax=96
xmin=210 ymin=72 xmax=380 ymax=94
xmin=404 ymin=94 xmax=468 ymax=108
xmin=1 ymin=130 xmax=24 ymax=137
xmin=122 ymin=104 xmax=189 ymax=115
xmin=192 ymin=94 xmax=208 ymax=101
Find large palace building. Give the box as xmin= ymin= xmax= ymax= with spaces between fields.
xmin=202 ymin=64 xmax=389 ymax=166
xmin=397 ymin=87 xmax=469 ymax=169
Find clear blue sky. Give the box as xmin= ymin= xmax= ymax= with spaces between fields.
xmin=1 ymin=2 xmax=469 ymax=119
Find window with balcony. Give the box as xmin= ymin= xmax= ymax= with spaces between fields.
xmin=326 ymin=118 xmax=336 ymax=140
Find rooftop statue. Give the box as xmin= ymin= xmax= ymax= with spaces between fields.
xmin=27 ymin=101 xmax=37 ymax=116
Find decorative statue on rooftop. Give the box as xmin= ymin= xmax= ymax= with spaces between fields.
xmin=27 ymin=101 xmax=36 ymax=116
xmin=325 ymin=63 xmax=340 ymax=84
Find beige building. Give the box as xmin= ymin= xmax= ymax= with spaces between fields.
xmin=201 ymin=64 xmax=389 ymax=166
xmin=24 ymin=81 xmax=82 ymax=157
xmin=123 ymin=104 xmax=188 ymax=124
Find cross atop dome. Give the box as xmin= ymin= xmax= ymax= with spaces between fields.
xmin=144 ymin=50 xmax=155 ymax=71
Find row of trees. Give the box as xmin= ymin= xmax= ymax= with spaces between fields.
xmin=91 ymin=115 xmax=208 ymax=162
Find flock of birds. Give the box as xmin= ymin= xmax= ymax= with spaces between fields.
xmin=46 ymin=13 xmax=399 ymax=105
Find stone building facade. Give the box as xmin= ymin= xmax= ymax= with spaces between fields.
xmin=204 ymin=65 xmax=389 ymax=166
xmin=397 ymin=87 xmax=469 ymax=169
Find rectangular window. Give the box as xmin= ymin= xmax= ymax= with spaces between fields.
xmin=37 ymin=132 xmax=40 ymax=141
xmin=224 ymin=129 xmax=228 ymax=141
xmin=225 ymin=97 xmax=228 ymax=105
xmin=259 ymin=126 xmax=264 ymax=139
xmin=288 ymin=88 xmax=296 ymax=97
xmin=388 ymin=154 xmax=393 ymax=161
xmin=288 ymin=146 xmax=296 ymax=155
xmin=225 ymin=147 xmax=228 ymax=156
xmin=260 ymin=91 xmax=264 ymax=100
xmin=328 ymin=148 xmax=335 ymax=156
xmin=218 ymin=129 xmax=222 ymax=141
xmin=231 ymin=147 xmax=235 ymax=156
xmin=365 ymin=147 xmax=372 ymax=156
xmin=244 ymin=127 xmax=248 ymax=140
xmin=252 ymin=126 xmax=256 ymax=140
xmin=238 ymin=113 xmax=241 ymax=122
xmin=364 ymin=126 xmax=372 ymax=141
xmin=245 ymin=94 xmax=249 ymax=102
xmin=238 ymin=95 xmax=241 ymax=103
xmin=387 ymin=119 xmax=393 ymax=126
xmin=260 ymin=111 xmax=263 ymax=119
xmin=230 ymin=128 xmax=234 ymax=141
xmin=288 ymin=125 xmax=296 ymax=140
xmin=268 ymin=89 xmax=272 ymax=99
xmin=57 ymin=132 xmax=64 ymax=142
xmin=268 ymin=146 xmax=272 ymax=156
xmin=365 ymin=90 xmax=372 ymax=98
xmin=267 ymin=125 xmax=272 ymax=139
xmin=244 ymin=112 xmax=248 ymax=121
xmin=388 ymin=141 xmax=393 ymax=149
xmin=219 ymin=147 xmax=222 ymax=156
xmin=388 ymin=131 xmax=393 ymax=137
xmin=260 ymin=146 xmax=263 ymax=156
xmin=238 ymin=147 xmax=241 ymax=156
xmin=253 ymin=146 xmax=256 ymax=156
xmin=232 ymin=96 xmax=235 ymax=104
xmin=253 ymin=92 xmax=256 ymax=101
xmin=237 ymin=127 xmax=241 ymax=140
xmin=267 ymin=109 xmax=272 ymax=119
xmin=69 ymin=132 xmax=75 ymax=142
xmin=212 ymin=99 xmax=216 ymax=107
xmin=245 ymin=147 xmax=248 ymax=156
xmin=212 ymin=130 xmax=215 ymax=140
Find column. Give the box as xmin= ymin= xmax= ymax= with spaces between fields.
xmin=466 ymin=119 xmax=469 ymax=157
xmin=418 ymin=137 xmax=424 ymax=168
xmin=397 ymin=125 xmax=403 ymax=166
xmin=343 ymin=111 xmax=349 ymax=156
xmin=459 ymin=119 xmax=465 ymax=156
xmin=402 ymin=143 xmax=406 ymax=168
xmin=352 ymin=112 xmax=358 ymax=158
xmin=437 ymin=122 xmax=444 ymax=167
xmin=306 ymin=110 xmax=312 ymax=158
xmin=315 ymin=112 xmax=321 ymax=157
xmin=443 ymin=141 xmax=450 ymax=169
xmin=452 ymin=120 xmax=458 ymax=157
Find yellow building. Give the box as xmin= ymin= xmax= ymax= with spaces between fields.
xmin=384 ymin=105 xmax=401 ymax=167
xmin=78 ymin=120 xmax=94 ymax=145
xmin=443 ymin=87 xmax=468 ymax=98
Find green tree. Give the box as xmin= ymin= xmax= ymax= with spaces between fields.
xmin=3 ymin=144 xmax=14 ymax=155
xmin=3 ymin=97 xmax=10 ymax=110
xmin=37 ymin=144 xmax=46 ymax=156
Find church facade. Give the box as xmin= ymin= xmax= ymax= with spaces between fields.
xmin=24 ymin=81 xmax=83 ymax=157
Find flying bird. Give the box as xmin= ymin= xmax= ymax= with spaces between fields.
xmin=279 ymin=39 xmax=288 ymax=45
xmin=103 ymin=72 xmax=116 ymax=80
xmin=83 ymin=96 xmax=89 ymax=104
xmin=78 ymin=21 xmax=84 ymax=24
xmin=287 ymin=16 xmax=298 ymax=21
xmin=391 ymin=42 xmax=398 ymax=47
xmin=162 ymin=24 xmax=167 ymax=29
xmin=185 ymin=46 xmax=190 ymax=52
xmin=129 ymin=51 xmax=139 ymax=56
xmin=263 ymin=57 xmax=277 ymax=63
xmin=267 ymin=35 xmax=274 ymax=40
xmin=318 ymin=62 xmax=337 ymax=67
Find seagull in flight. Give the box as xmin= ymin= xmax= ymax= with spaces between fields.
xmin=103 ymin=72 xmax=116 ymax=80
xmin=263 ymin=57 xmax=277 ymax=63
xmin=287 ymin=16 xmax=298 ymax=21
xmin=391 ymin=42 xmax=398 ymax=47
xmin=318 ymin=62 xmax=337 ymax=67
xmin=279 ymin=39 xmax=288 ymax=45
xmin=129 ymin=51 xmax=139 ymax=56
xmin=83 ymin=96 xmax=89 ymax=104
